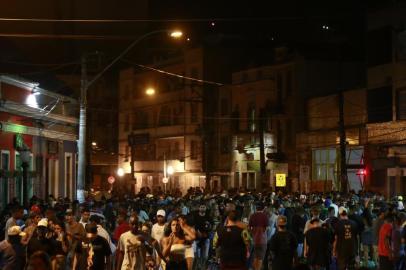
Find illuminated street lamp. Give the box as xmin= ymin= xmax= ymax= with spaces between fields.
xmin=170 ymin=30 xmax=183 ymax=38
xmin=167 ymin=166 xmax=174 ymax=176
xmin=145 ymin=87 xmax=156 ymax=96
xmin=117 ymin=168 xmax=125 ymax=177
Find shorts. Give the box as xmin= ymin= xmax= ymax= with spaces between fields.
xmin=185 ymin=245 xmax=194 ymax=258
xmin=253 ymin=245 xmax=267 ymax=260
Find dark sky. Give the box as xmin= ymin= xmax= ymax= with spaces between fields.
xmin=0 ymin=0 xmax=367 ymax=95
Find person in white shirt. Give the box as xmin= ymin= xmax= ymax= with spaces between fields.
xmin=115 ymin=215 xmax=166 ymax=270
xmin=151 ymin=209 xmax=166 ymax=269
xmin=151 ymin=210 xmax=166 ymax=243
xmin=78 ymin=207 xmax=90 ymax=229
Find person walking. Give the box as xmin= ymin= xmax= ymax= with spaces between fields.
xmin=269 ymin=215 xmax=298 ymax=270
xmin=333 ymin=206 xmax=358 ymax=270
xmin=215 ymin=210 xmax=250 ymax=270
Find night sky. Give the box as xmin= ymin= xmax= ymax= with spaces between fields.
xmin=0 ymin=0 xmax=367 ymax=96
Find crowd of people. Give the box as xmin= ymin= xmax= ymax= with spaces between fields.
xmin=0 ymin=186 xmax=405 ymax=270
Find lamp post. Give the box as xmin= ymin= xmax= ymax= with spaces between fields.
xmin=77 ymin=29 xmax=183 ymax=202
xmin=19 ymin=148 xmax=31 ymax=207
xmin=167 ymin=165 xmax=174 ymax=192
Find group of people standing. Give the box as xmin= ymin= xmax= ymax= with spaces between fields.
xmin=0 ymin=189 xmax=405 ymax=270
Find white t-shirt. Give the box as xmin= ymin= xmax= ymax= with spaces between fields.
xmin=151 ymin=223 xmax=165 ymax=243
xmin=4 ymin=217 xmax=16 ymax=240
xmin=118 ymin=231 xmax=151 ymax=270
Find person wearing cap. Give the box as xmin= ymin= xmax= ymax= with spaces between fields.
xmin=333 ymin=206 xmax=358 ymax=270
xmin=151 ymin=209 xmax=166 ymax=243
xmin=0 ymin=226 xmax=26 ymax=270
xmin=21 ymin=212 xmax=42 ymax=245
xmin=74 ymin=223 xmax=111 ymax=270
xmin=151 ymin=209 xmax=166 ymax=270
xmin=27 ymin=218 xmax=58 ymax=260
xmin=269 ymin=215 xmax=298 ymax=270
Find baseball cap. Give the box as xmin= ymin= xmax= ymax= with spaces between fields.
xmin=338 ymin=206 xmax=348 ymax=216
xmin=37 ymin=218 xmax=48 ymax=227
xmin=156 ymin=209 xmax=166 ymax=217
xmin=8 ymin=226 xmax=26 ymax=237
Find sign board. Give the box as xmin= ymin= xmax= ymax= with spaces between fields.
xmin=276 ymin=173 xmax=286 ymax=187
xmin=128 ymin=133 xmax=150 ymax=146
xmin=107 ymin=176 xmax=115 ymax=184
xmin=162 ymin=177 xmax=168 ymax=184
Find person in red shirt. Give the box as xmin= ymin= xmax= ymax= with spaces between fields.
xmin=378 ymin=214 xmax=394 ymax=270
xmin=113 ymin=213 xmax=131 ymax=243
xmin=249 ymin=202 xmax=269 ymax=270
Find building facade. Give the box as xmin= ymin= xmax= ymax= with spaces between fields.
xmin=118 ymin=47 xmax=233 ymax=194
xmin=0 ymin=75 xmax=78 ymax=209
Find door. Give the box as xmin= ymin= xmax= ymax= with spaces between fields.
xmin=1 ymin=151 xmax=10 ymax=208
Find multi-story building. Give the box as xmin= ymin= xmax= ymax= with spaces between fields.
xmin=0 ymin=75 xmax=78 ymax=209
xmin=118 ymin=47 xmax=234 ymax=193
xmin=215 ymin=61 xmax=296 ymax=191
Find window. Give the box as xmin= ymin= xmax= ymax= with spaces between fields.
xmin=232 ymin=106 xmax=240 ymax=132
xmin=220 ymin=98 xmax=229 ymax=116
xmin=159 ymin=106 xmax=171 ymax=126
xmin=133 ymin=110 xmax=149 ymax=129
xmin=276 ymin=72 xmax=283 ymax=103
xmin=367 ymin=26 xmax=392 ymax=66
xmin=367 ymin=86 xmax=392 ymax=123
xmin=247 ymin=102 xmax=256 ymax=133
xmin=286 ymin=70 xmax=293 ymax=96
xmin=190 ymin=140 xmax=198 ymax=160
xmin=257 ymin=70 xmax=263 ymax=80
xmin=173 ymin=104 xmax=184 ymax=125
xmin=123 ymin=85 xmax=129 ymax=99
xmin=124 ymin=114 xmax=130 ymax=132
xmin=397 ymin=87 xmax=406 ymax=120
xmin=191 ymin=104 xmax=198 ymax=123
xmin=221 ymin=136 xmax=230 ymax=154
xmin=1 ymin=150 xmax=10 ymax=208
xmin=190 ymin=67 xmax=199 ymax=79
xmin=312 ymin=149 xmax=337 ymax=181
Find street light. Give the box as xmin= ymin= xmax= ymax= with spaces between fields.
xmin=117 ymin=168 xmax=125 ymax=177
xmin=145 ymin=87 xmax=156 ymax=96
xmin=76 ymin=29 xmax=183 ymax=202
xmin=19 ymin=148 xmax=31 ymax=207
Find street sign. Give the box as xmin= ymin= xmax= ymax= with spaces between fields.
xmin=108 ymin=175 xmax=115 ymax=184
xmin=162 ymin=177 xmax=168 ymax=184
xmin=128 ymin=132 xmax=150 ymax=146
xmin=276 ymin=173 xmax=286 ymax=187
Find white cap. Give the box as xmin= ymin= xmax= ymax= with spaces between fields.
xmin=37 ymin=218 xmax=48 ymax=227
xmin=8 ymin=226 xmax=26 ymax=237
xmin=338 ymin=206 xmax=348 ymax=216
xmin=156 ymin=209 xmax=166 ymax=217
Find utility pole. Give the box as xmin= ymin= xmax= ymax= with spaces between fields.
xmin=77 ymin=55 xmax=87 ymax=203
xmin=339 ymin=90 xmax=348 ymax=192
xmin=259 ymin=108 xmax=266 ymax=191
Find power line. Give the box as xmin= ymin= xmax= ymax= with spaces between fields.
xmin=0 ymin=16 xmax=337 ymax=23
